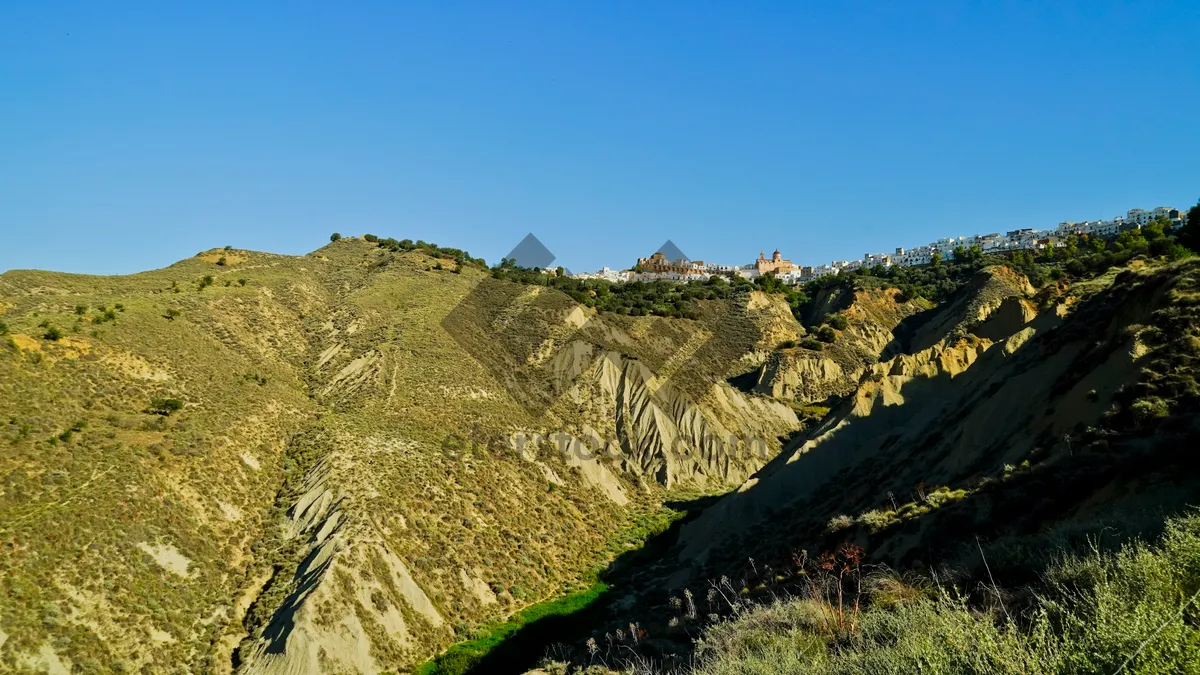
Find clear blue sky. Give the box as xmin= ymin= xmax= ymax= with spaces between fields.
xmin=2 ymin=2 xmax=1197 ymax=275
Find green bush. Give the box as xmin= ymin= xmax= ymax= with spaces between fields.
xmin=778 ymin=340 xmax=797 ymax=350
xmin=801 ymin=338 xmax=824 ymax=351
xmin=827 ymin=314 xmax=849 ymax=330
xmin=363 ymin=233 xmax=378 ymax=242
xmin=147 ymin=397 xmax=184 ymax=416
xmin=74 ymin=304 xmax=87 ymax=315
xmin=43 ymin=326 xmax=63 ymax=341
xmin=816 ymin=326 xmax=837 ymax=343
xmin=1131 ymin=396 xmax=1170 ymax=424
xmin=0 ymin=321 xmax=7 ymax=335
xmin=330 ymin=232 xmax=342 ymax=242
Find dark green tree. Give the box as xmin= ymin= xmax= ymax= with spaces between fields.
xmin=1179 ymin=199 xmax=1200 ymax=253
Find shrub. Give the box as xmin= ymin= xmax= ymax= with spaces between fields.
xmin=778 ymin=339 xmax=797 ymax=350
xmin=1130 ymin=396 xmax=1170 ymax=424
xmin=855 ymin=509 xmax=897 ymax=532
xmin=816 ymin=326 xmax=837 ymax=343
xmin=74 ymin=305 xmax=87 ymax=315
xmin=363 ymin=233 xmax=378 ymax=242
xmin=801 ymin=338 xmax=825 ymax=351
xmin=238 ymin=278 xmax=247 ymax=286
xmin=147 ymin=398 xmax=184 ymax=415
xmin=827 ymin=314 xmax=849 ymax=330
xmin=198 ymin=275 xmax=214 ymax=290
xmin=0 ymin=321 xmax=7 ymax=335
xmin=43 ymin=326 xmax=63 ymax=341
xmin=330 ymin=232 xmax=342 ymax=242
xmin=163 ymin=309 xmax=180 ymax=321
xmin=692 ymin=514 xmax=1200 ymax=675
xmin=216 ymin=256 xmax=227 ymax=266
xmin=826 ymin=514 xmax=854 ymax=532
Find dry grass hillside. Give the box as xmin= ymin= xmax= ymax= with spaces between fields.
xmin=0 ymin=239 xmax=802 ymax=674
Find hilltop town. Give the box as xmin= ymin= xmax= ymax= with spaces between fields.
xmin=572 ymin=204 xmax=1187 ymax=284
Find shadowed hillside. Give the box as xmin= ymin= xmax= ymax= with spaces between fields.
xmin=519 ymin=255 xmax=1200 ymax=674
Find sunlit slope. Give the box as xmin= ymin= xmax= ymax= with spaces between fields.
xmin=0 ymin=238 xmax=802 ymax=673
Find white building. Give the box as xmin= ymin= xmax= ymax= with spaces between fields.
xmin=736 ymin=265 xmax=761 ymax=280
xmin=1125 ymin=208 xmax=1177 ymax=226
xmin=572 ymin=267 xmax=631 ymax=282
xmin=1085 ymin=219 xmax=1124 ymax=238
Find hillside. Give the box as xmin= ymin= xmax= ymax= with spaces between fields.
xmin=525 ymin=254 xmax=1200 ymax=673
xmin=0 ymin=238 xmax=805 ymax=674
xmin=5 ymin=235 xmax=1200 ymax=674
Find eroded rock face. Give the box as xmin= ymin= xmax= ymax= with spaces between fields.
xmin=754 ymin=353 xmax=849 ymax=402
xmin=674 ymin=261 xmax=1180 ymax=579
xmin=749 ymin=287 xmax=931 ymax=404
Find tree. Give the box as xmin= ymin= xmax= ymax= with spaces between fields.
xmin=1179 ymin=199 xmax=1200 ymax=253
xmin=147 ymin=397 xmax=184 ymax=416
xmin=330 ymin=232 xmax=342 ymax=242
xmin=43 ymin=326 xmax=63 ymax=341
xmin=1143 ymin=217 xmax=1168 ymax=241
xmin=931 ymin=251 xmax=942 ymax=267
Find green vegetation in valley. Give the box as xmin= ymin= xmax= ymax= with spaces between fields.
xmin=418 ymin=506 xmax=687 ymax=675
xmin=417 ymin=581 xmax=609 ymax=675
